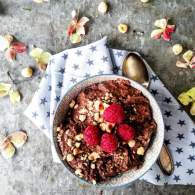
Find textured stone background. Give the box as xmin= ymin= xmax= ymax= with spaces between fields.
xmin=0 ymin=0 xmax=195 ymax=194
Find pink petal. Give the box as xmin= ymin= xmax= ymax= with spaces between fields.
xmin=189 ymin=56 xmax=195 ymax=69
xmin=78 ymin=17 xmax=89 ymax=26
xmin=67 ymin=24 xmax=76 ymax=37
xmin=162 ymin=31 xmax=171 ymax=41
xmin=11 ymin=42 xmax=27 ymax=53
xmin=166 ymin=25 xmax=175 ymax=33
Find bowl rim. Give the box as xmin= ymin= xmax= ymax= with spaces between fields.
xmin=52 ymin=74 xmax=164 ymax=189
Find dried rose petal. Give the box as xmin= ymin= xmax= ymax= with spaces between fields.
xmin=67 ymin=25 xmax=76 ymax=37
xmin=11 ymin=42 xmax=27 ymax=53
xmin=8 ymin=131 xmax=27 ymax=148
xmin=166 ymin=25 xmax=175 ymax=33
xmin=162 ymin=30 xmax=171 ymax=41
xmin=5 ymin=48 xmax=16 ymax=62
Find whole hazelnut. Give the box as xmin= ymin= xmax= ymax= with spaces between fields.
xmin=21 ymin=67 xmax=33 ymax=78
xmin=98 ymin=1 xmax=108 ymax=14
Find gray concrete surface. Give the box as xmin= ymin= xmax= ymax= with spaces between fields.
xmin=0 ymin=0 xmax=195 ymax=194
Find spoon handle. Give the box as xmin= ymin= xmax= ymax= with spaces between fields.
xmin=157 ymin=144 xmax=174 ymax=176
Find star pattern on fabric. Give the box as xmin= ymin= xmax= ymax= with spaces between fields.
xmin=41 ymin=125 xmax=46 ymax=130
xmin=189 ymin=142 xmax=195 ymax=148
xmin=62 ymin=53 xmax=68 ymax=60
xmin=191 ymin=128 xmax=195 ymax=135
xmin=70 ymin=78 xmax=77 ymax=83
xmin=50 ymin=58 xmax=55 ymax=64
xmin=155 ymin=174 xmax=160 ymax=182
xmin=90 ymin=45 xmax=97 ymax=52
xmin=164 ymin=139 xmax=171 ymax=145
xmin=188 ymin=155 xmax=195 ymax=162
xmin=175 ymin=161 xmax=182 ymax=168
xmin=73 ymin=64 xmax=79 ymax=70
xmin=176 ymin=147 xmax=183 ymax=154
xmin=178 ymin=106 xmax=184 ymax=112
xmin=177 ymin=120 xmax=186 ymax=126
xmin=84 ymin=73 xmax=90 ymax=78
xmin=46 ymin=112 xmax=50 ymax=118
xmin=55 ymin=96 xmax=60 ymax=102
xmin=44 ymin=73 xmax=49 ymax=79
xmin=150 ymin=75 xmax=158 ymax=82
xmin=164 ymin=110 xmax=172 ymax=118
xmin=165 ymin=124 xmax=172 ymax=132
xmin=98 ymin=70 xmax=104 ymax=75
xmin=48 ymin=85 xmax=52 ymax=91
xmin=86 ymin=59 xmax=94 ymax=66
xmin=150 ymin=89 xmax=158 ymax=96
xmin=40 ymin=97 xmax=47 ymax=105
xmin=115 ymin=51 xmax=123 ymax=58
xmin=176 ymin=133 xmax=184 ymax=140
xmin=163 ymin=97 xmax=172 ymax=104
xmin=101 ymin=56 xmax=108 ymax=63
xmin=59 ymin=68 xmax=65 ymax=74
xmin=187 ymin=169 xmax=194 ymax=175
xmin=57 ymin=82 xmax=63 ymax=88
xmin=75 ymin=50 xmax=82 ymax=56
xmin=173 ymin=175 xmax=181 ymax=182
xmin=32 ymin=112 xmax=38 ymax=118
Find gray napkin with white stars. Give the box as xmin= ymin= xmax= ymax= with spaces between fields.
xmin=24 ymin=37 xmax=195 ymax=185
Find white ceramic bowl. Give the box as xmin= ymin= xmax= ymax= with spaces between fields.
xmin=52 ymin=75 xmax=164 ymax=189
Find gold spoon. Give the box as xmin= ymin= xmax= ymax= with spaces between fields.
xmin=122 ymin=52 xmax=174 ymax=176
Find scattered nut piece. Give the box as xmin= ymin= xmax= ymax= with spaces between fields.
xmin=91 ymin=163 xmax=96 ymax=169
xmin=137 ymin=147 xmax=145 ymax=155
xmin=8 ymin=131 xmax=28 ymax=148
xmin=75 ymin=142 xmax=81 ymax=148
xmin=98 ymin=1 xmax=108 ymax=14
xmin=65 ymin=129 xmax=70 ymax=135
xmin=78 ymin=114 xmax=86 ymax=122
xmin=74 ymin=104 xmax=78 ymax=109
xmin=140 ymin=0 xmax=149 ymax=2
xmin=75 ymin=168 xmax=83 ymax=177
xmin=176 ymin=60 xmax=188 ymax=68
xmin=183 ymin=50 xmax=193 ymax=62
xmin=66 ymin=153 xmax=74 ymax=162
xmin=75 ymin=133 xmax=83 ymax=141
xmin=128 ymin=140 xmax=136 ymax=148
xmin=172 ymin=44 xmax=183 ymax=55
xmin=88 ymin=152 xmax=100 ymax=161
xmin=21 ymin=67 xmax=33 ymax=78
xmin=56 ymin=127 xmax=61 ymax=132
xmin=73 ymin=148 xmax=80 ymax=155
xmin=94 ymin=112 xmax=100 ymax=121
xmin=0 ymin=139 xmax=15 ymax=159
xmin=67 ymin=139 xmax=72 ymax=147
xmin=92 ymin=179 xmax=96 ymax=185
xmin=78 ymin=108 xmax=87 ymax=114
xmin=99 ymin=122 xmax=115 ymax=133
xmin=118 ymin=23 xmax=128 ymax=33
xmin=69 ymin=100 xmax=75 ymax=108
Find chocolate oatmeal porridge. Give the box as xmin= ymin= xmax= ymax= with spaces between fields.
xmin=56 ymin=79 xmax=157 ymax=184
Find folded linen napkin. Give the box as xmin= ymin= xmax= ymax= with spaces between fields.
xmin=24 ymin=37 xmax=195 ymax=185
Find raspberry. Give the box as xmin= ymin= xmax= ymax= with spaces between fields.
xmin=103 ymin=103 xmax=125 ymax=124
xmin=83 ymin=125 xmax=100 ymax=146
xmin=117 ymin=124 xmax=135 ymax=141
xmin=100 ymin=133 xmax=118 ymax=153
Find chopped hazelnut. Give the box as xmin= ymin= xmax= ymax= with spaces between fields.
xmin=78 ymin=108 xmax=87 ymax=114
xmin=67 ymin=139 xmax=73 ymax=147
xmin=73 ymin=148 xmax=80 ymax=155
xmin=79 ymin=114 xmax=86 ymax=122
xmin=172 ymin=44 xmax=183 ymax=55
xmin=90 ymin=163 xmax=96 ymax=169
xmin=56 ymin=127 xmax=61 ymax=132
xmin=137 ymin=147 xmax=145 ymax=155
xmin=66 ymin=153 xmax=74 ymax=161
xmin=98 ymin=1 xmax=108 ymax=14
xmin=75 ymin=142 xmax=81 ymax=148
xmin=75 ymin=133 xmax=83 ymax=141
xmin=65 ymin=129 xmax=70 ymax=135
xmin=75 ymin=169 xmax=83 ymax=177
xmin=69 ymin=100 xmax=75 ymax=108
xmin=94 ymin=112 xmax=100 ymax=121
xmin=92 ymin=179 xmax=96 ymax=185
xmin=99 ymin=122 xmax=115 ymax=133
xmin=74 ymin=104 xmax=78 ymax=109
xmin=128 ymin=140 xmax=135 ymax=148
xmin=88 ymin=152 xmax=100 ymax=161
